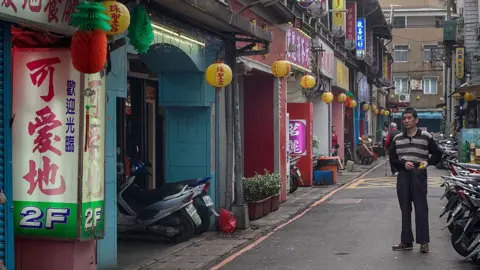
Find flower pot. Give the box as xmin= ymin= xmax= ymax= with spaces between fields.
xmin=248 ymin=197 xmax=270 ymax=220
xmin=263 ymin=196 xmax=272 ymax=216
xmin=271 ymin=194 xmax=280 ymax=212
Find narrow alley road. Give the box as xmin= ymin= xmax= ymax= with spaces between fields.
xmin=213 ymin=162 xmax=476 ymax=270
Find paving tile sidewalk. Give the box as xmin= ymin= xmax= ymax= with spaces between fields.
xmin=115 ymin=159 xmax=385 ymax=270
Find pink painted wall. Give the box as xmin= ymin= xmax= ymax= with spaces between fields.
xmin=332 ymin=101 xmax=344 ymax=160
xmin=15 ymin=238 xmax=96 ymax=270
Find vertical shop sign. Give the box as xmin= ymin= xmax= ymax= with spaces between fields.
xmin=336 ymin=59 xmax=349 ymax=90
xmin=12 ymin=48 xmax=81 ymax=238
xmin=286 ymin=26 xmax=312 ymax=71
xmin=81 ymin=72 xmax=106 ymax=239
xmin=345 ymin=2 xmax=356 ymax=49
xmin=455 ymin=47 xmax=465 ymax=79
xmin=316 ymin=37 xmax=334 ymax=79
xmin=382 ymin=53 xmax=388 ymax=79
xmin=289 ymin=120 xmax=307 ymax=156
xmin=356 ymin=17 xmax=366 ymax=57
xmin=332 ymin=0 xmax=345 ymax=37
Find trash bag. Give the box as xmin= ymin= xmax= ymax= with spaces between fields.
xmin=219 ymin=208 xmax=236 ymax=233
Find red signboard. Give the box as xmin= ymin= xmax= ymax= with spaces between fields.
xmin=286 ymin=25 xmax=311 ymax=71
xmin=345 ymin=2 xmax=356 ymax=48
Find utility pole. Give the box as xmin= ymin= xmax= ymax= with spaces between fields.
xmin=445 ymin=0 xmax=453 ymax=135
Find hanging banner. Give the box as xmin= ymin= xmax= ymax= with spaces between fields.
xmin=80 ymin=72 xmax=106 ymax=240
xmin=345 ymin=2 xmax=356 ymax=49
xmin=332 ymin=0 xmax=345 ymax=37
xmin=356 ymin=17 xmax=366 ymax=57
xmin=315 ymin=37 xmax=334 ymax=79
xmin=455 ymin=47 xmax=465 ymax=79
xmin=335 ymin=58 xmax=349 ymax=90
xmin=286 ymin=25 xmax=312 ymax=72
xmin=289 ymin=120 xmax=307 ymax=156
xmin=12 ymin=48 xmax=81 ymax=239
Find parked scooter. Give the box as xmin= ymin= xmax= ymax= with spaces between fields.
xmin=117 ymin=161 xmax=206 ymax=243
xmin=289 ymin=155 xmax=303 ymax=193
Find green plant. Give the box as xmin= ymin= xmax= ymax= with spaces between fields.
xmin=243 ymin=170 xmax=282 ymax=202
xmin=313 ymin=136 xmax=319 ymax=150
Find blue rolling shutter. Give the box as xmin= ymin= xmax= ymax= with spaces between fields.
xmin=0 ymin=22 xmax=14 ymax=269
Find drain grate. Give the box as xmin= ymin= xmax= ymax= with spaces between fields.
xmin=328 ymin=199 xmax=363 ymax=204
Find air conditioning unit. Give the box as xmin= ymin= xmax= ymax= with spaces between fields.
xmin=410 ymin=80 xmax=422 ymax=90
xmin=398 ymin=94 xmax=410 ymax=103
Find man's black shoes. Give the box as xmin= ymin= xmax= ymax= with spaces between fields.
xmin=392 ymin=243 xmax=413 ymax=251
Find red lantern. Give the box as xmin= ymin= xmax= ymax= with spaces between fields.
xmin=345 ymin=97 xmax=352 ymax=107
xmin=71 ymin=30 xmax=108 ymax=74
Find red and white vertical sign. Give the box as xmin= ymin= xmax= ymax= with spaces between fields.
xmin=12 ymin=48 xmax=81 ymax=202
xmin=345 ymin=2 xmax=357 ymax=49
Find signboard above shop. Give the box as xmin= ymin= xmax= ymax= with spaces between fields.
xmin=286 ymin=26 xmax=311 ymax=72
xmin=0 ymin=0 xmax=76 ymax=34
xmin=314 ymin=37 xmax=334 ymax=79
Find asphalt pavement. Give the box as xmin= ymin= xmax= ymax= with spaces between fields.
xmin=216 ymin=162 xmax=477 ymax=270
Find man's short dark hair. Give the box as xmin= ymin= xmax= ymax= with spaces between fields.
xmin=402 ymin=108 xmax=418 ymax=119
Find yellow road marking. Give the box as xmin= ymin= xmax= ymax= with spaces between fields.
xmin=346 ymin=176 xmax=444 ymax=189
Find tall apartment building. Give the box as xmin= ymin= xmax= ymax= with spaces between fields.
xmin=381 ymin=0 xmax=447 ymax=108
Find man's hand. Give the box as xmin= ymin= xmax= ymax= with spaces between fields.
xmin=419 ymin=161 xmax=428 ymax=169
xmin=405 ymin=162 xmax=415 ymax=170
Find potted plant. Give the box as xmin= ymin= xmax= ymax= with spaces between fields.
xmin=244 ymin=172 xmax=273 ymax=220
xmin=264 ymin=171 xmax=281 ymax=212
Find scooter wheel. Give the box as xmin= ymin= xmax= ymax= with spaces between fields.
xmin=451 ymin=225 xmax=470 ymax=257
xmin=167 ymin=212 xmax=195 ymax=243
xmin=194 ymin=204 xmax=211 ymax=235
xmin=290 ymin=174 xmax=299 ymax=193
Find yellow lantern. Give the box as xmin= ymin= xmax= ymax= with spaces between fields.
xmin=374 ymin=108 xmax=379 ymax=115
xmin=300 ymin=75 xmax=316 ymax=88
xmin=380 ymin=109 xmax=385 ymax=115
xmin=205 ymin=61 xmax=233 ymax=87
xmin=102 ymin=1 xmax=131 ymax=35
xmin=272 ymin=60 xmax=291 ymax=78
xmin=362 ymin=103 xmax=370 ymax=111
xmin=371 ymin=104 xmax=377 ymax=111
xmin=384 ymin=110 xmax=390 ymax=116
xmin=464 ymin=92 xmax=475 ymax=102
xmin=337 ymin=93 xmax=347 ymax=103
xmin=349 ymin=100 xmax=357 ymax=108
xmin=416 ymin=96 xmax=420 ymax=101
xmin=322 ymin=92 xmax=334 ymax=104
xmin=455 ymin=93 xmax=462 ymax=100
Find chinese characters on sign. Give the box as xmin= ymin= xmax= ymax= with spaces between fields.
xmin=286 ymin=26 xmax=311 ymax=71
xmin=332 ymin=0 xmax=345 ymax=36
xmin=455 ymin=47 xmax=465 ymax=79
xmin=13 ymin=48 xmax=80 ymax=239
xmin=216 ymin=66 xmax=225 ymax=86
xmin=289 ymin=120 xmax=307 ymax=156
xmin=81 ymin=72 xmax=105 ymax=239
xmin=356 ymin=18 xmax=366 ymax=57
xmin=335 ymin=59 xmax=349 ymax=90
xmin=345 ymin=2 xmax=356 ymax=49
xmin=315 ymin=37 xmax=334 ymax=79
xmin=0 ymin=0 xmax=78 ymax=28
xmin=107 ymin=3 xmax=121 ymax=33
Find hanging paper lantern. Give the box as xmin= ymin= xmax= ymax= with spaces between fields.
xmin=337 ymin=93 xmax=347 ymax=103
xmin=371 ymin=104 xmax=377 ymax=111
xmin=70 ymin=2 xmax=111 ymax=74
xmin=272 ymin=60 xmax=291 ymax=78
xmin=362 ymin=103 xmax=370 ymax=111
xmin=374 ymin=108 xmax=379 ymax=115
xmin=464 ymin=92 xmax=475 ymax=102
xmin=102 ymin=1 xmax=130 ymax=36
xmin=205 ymin=61 xmax=233 ymax=87
xmin=322 ymin=92 xmax=334 ymax=104
xmin=128 ymin=5 xmax=154 ymax=54
xmin=384 ymin=110 xmax=390 ymax=116
xmin=300 ymin=74 xmax=315 ymax=88
xmin=454 ymin=92 xmax=462 ymax=100
xmin=349 ymin=100 xmax=357 ymax=108
xmin=416 ymin=96 xmax=420 ymax=101
xmin=380 ymin=109 xmax=386 ymax=115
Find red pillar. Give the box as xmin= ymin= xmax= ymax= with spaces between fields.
xmin=287 ymin=103 xmax=313 ymax=186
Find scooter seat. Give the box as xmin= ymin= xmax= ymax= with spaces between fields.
xmin=142 ymin=183 xmax=187 ymax=205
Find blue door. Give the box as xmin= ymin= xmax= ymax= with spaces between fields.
xmin=166 ymin=107 xmax=213 ymax=201
xmin=0 ymin=22 xmax=14 ymax=269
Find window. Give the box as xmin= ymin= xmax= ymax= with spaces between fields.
xmin=394 ymin=45 xmax=408 ymax=62
xmin=423 ymin=45 xmax=438 ymax=62
xmin=394 ymin=78 xmax=409 ymax=94
xmin=435 ymin=16 xmax=445 ymax=28
xmin=423 ymin=77 xmax=438 ymax=94
xmin=393 ymin=17 xmax=406 ymax=28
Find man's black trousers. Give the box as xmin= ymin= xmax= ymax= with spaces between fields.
xmin=396 ymin=169 xmax=430 ymax=244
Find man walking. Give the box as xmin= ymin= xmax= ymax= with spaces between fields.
xmin=384 ymin=122 xmax=401 ymax=176
xmin=389 ymin=108 xmax=442 ymax=253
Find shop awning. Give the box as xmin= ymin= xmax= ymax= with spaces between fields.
xmin=392 ymin=112 xmax=443 ymax=119
xmin=448 ymin=75 xmax=480 ymax=97
xmin=154 ymin=0 xmax=272 ymax=43
xmin=237 ymin=57 xmax=272 ymax=74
